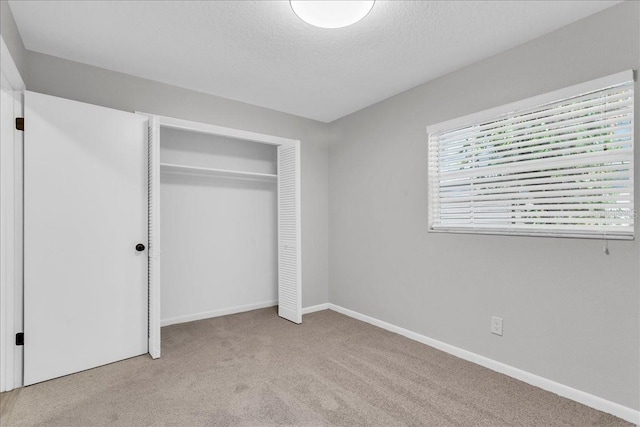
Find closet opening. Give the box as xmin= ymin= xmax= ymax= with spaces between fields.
xmin=142 ymin=113 xmax=302 ymax=359
xmin=160 ymin=127 xmax=278 ymax=327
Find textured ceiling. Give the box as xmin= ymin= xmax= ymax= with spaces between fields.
xmin=9 ymin=1 xmax=621 ymax=122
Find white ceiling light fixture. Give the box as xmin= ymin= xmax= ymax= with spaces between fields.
xmin=290 ymin=1 xmax=375 ymax=29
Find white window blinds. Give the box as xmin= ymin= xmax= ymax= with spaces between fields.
xmin=427 ymin=71 xmax=635 ymax=239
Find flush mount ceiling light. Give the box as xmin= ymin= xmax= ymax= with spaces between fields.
xmin=290 ymin=1 xmax=375 ymax=29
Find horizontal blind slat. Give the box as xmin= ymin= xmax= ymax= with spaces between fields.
xmin=438 ymin=84 xmax=633 ymax=143
xmin=439 ymin=165 xmax=631 ymax=187
xmin=440 ymin=136 xmax=632 ymax=171
xmin=439 ymin=103 xmax=633 ymax=153
xmin=439 ymin=119 xmax=632 ymax=163
xmin=437 ymin=151 xmax=632 ymax=181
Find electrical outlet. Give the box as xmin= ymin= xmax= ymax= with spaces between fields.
xmin=491 ymin=316 xmax=503 ymax=336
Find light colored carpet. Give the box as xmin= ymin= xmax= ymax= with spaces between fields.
xmin=0 ymin=308 xmax=630 ymax=426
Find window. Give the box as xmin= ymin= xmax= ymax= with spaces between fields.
xmin=427 ymin=71 xmax=634 ymax=239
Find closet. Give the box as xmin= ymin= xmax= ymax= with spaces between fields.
xmin=20 ymin=94 xmax=301 ymax=384
xmin=146 ymin=115 xmax=302 ymax=358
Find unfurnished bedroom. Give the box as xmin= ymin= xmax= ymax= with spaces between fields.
xmin=0 ymin=1 xmax=638 ymax=426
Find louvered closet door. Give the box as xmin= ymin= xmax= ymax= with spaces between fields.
xmin=147 ymin=115 xmax=161 ymax=359
xmin=277 ymin=141 xmax=301 ymax=324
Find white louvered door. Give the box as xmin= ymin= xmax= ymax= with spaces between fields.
xmin=277 ymin=141 xmax=302 ymax=324
xmin=147 ymin=115 xmax=161 ymax=359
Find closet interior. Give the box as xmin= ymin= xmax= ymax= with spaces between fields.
xmin=159 ymin=126 xmax=279 ymax=326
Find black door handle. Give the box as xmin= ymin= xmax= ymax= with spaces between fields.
xmin=136 ymin=243 xmax=146 ymax=252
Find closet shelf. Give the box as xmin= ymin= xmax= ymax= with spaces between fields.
xmin=160 ymin=163 xmax=277 ymax=181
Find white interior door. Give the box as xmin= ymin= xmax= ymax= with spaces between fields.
xmin=277 ymin=141 xmax=301 ymax=323
xmin=24 ymin=91 xmax=148 ymax=385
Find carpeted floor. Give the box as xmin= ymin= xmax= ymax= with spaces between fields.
xmin=0 ymin=308 xmax=630 ymax=426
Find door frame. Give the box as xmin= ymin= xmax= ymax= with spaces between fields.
xmin=136 ymin=112 xmax=301 ymax=358
xmin=0 ymin=35 xmax=25 ymax=392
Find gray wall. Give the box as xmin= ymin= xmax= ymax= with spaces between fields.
xmin=329 ymin=1 xmax=639 ymax=410
xmin=24 ymin=51 xmax=329 ymax=309
xmin=0 ymin=0 xmax=25 ymax=77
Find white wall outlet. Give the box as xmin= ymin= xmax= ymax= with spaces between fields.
xmin=491 ymin=316 xmax=503 ymax=336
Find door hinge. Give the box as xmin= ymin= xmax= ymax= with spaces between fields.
xmin=15 ymin=117 xmax=24 ymax=131
xmin=15 ymin=332 xmax=24 ymax=346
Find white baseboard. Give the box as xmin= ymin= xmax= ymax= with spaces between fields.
xmin=327 ymin=304 xmax=639 ymax=425
xmin=161 ymin=300 xmax=277 ymax=327
xmin=302 ymin=303 xmax=330 ymax=315
xmin=163 ymin=301 xmax=331 ymax=327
